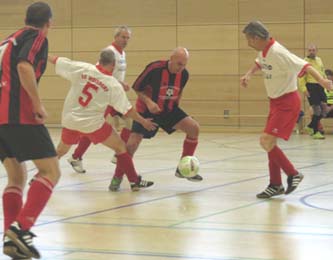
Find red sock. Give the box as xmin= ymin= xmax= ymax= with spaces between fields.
xmin=268 ymin=153 xmax=282 ymax=186
xmin=120 ymin=128 xmax=131 ymax=143
xmin=269 ymin=146 xmax=298 ymax=176
xmin=73 ymin=136 xmax=92 ymax=159
xmin=181 ymin=137 xmax=198 ymax=157
xmin=2 ymin=186 xmax=23 ymax=231
xmin=17 ymin=177 xmax=54 ymax=230
xmin=115 ymin=152 xmax=139 ymax=183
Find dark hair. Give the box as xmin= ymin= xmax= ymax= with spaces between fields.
xmin=325 ymin=69 xmax=333 ymax=77
xmin=25 ymin=2 xmax=52 ymax=28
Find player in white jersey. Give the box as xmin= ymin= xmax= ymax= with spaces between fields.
xmin=48 ymin=48 xmax=156 ymax=191
xmin=240 ymin=21 xmax=332 ymax=199
xmin=68 ymin=26 xmax=132 ymax=173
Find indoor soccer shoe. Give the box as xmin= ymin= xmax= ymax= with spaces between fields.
xmin=256 ymin=185 xmax=285 ymax=199
xmin=5 ymin=222 xmax=40 ymax=259
xmin=175 ymin=168 xmax=203 ymax=182
xmin=108 ymin=177 xmax=123 ymax=191
xmin=3 ymin=236 xmax=31 ymax=259
xmin=304 ymin=126 xmax=314 ymax=136
xmin=312 ymin=132 xmax=325 ymax=140
xmin=285 ymin=172 xmax=304 ymax=195
xmin=67 ymin=156 xmax=86 ymax=173
xmin=130 ymin=175 xmax=154 ymax=191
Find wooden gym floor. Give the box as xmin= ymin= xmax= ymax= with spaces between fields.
xmin=0 ymin=129 xmax=332 ymax=260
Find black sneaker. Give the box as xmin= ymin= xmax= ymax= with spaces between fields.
xmin=130 ymin=175 xmax=154 ymax=191
xmin=5 ymin=222 xmax=40 ymax=259
xmin=256 ymin=185 xmax=285 ymax=199
xmin=3 ymin=236 xmax=31 ymax=259
xmin=175 ymin=168 xmax=203 ymax=182
xmin=285 ymin=172 xmax=304 ymax=195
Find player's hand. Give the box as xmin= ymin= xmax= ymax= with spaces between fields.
xmin=319 ymin=78 xmax=333 ymax=91
xmin=147 ymin=101 xmax=161 ymax=114
xmin=142 ymin=118 xmax=157 ymax=131
xmin=304 ymin=90 xmax=310 ymax=98
xmin=33 ymin=104 xmax=48 ymax=123
xmin=121 ymin=82 xmax=130 ymax=92
xmin=240 ymin=75 xmax=250 ymax=88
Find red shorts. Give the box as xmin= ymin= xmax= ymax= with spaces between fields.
xmin=61 ymin=122 xmax=113 ymax=145
xmin=264 ymin=91 xmax=301 ymax=140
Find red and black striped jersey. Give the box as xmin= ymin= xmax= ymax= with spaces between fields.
xmin=0 ymin=27 xmax=48 ymax=125
xmin=132 ymin=60 xmax=189 ymax=113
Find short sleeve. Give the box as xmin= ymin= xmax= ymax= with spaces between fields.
xmin=109 ymin=80 xmax=133 ymax=114
xmin=18 ymin=31 xmax=46 ymax=65
xmin=55 ymin=57 xmax=86 ymax=81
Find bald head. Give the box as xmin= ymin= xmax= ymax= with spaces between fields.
xmin=168 ymin=47 xmax=189 ymax=73
xmin=307 ymin=44 xmax=317 ymax=59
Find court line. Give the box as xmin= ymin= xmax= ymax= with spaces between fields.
xmin=299 ymin=189 xmax=333 ymax=212
xmin=39 ymin=246 xmax=277 ymax=260
xmin=58 ymin=220 xmax=333 ymax=237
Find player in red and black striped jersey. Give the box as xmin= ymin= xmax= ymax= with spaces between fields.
xmin=0 ymin=2 xmax=60 ymax=259
xmin=109 ymin=47 xmax=202 ymax=191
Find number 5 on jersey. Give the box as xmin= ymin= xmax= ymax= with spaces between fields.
xmin=79 ymin=82 xmax=99 ymax=107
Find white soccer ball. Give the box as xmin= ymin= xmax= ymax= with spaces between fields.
xmin=177 ymin=156 xmax=200 ymax=178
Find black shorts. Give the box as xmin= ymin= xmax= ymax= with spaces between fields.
xmin=0 ymin=124 xmax=57 ymax=162
xmin=306 ymin=83 xmax=327 ymax=106
xmin=132 ymin=106 xmax=188 ymax=139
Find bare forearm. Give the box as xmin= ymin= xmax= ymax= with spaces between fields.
xmin=17 ymin=61 xmax=41 ymax=106
xmin=126 ymin=108 xmax=146 ymax=125
xmin=246 ymin=63 xmax=260 ymax=77
xmin=306 ymin=66 xmax=324 ymax=84
xmin=136 ymin=91 xmax=152 ymax=105
xmin=48 ymin=54 xmax=58 ymax=64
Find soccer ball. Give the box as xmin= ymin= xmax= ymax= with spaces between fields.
xmin=177 ymin=156 xmax=200 ymax=178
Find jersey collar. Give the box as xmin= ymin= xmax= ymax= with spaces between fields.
xmin=112 ymin=42 xmax=123 ymax=54
xmin=96 ymin=64 xmax=113 ymax=76
xmin=262 ymin=38 xmax=275 ymax=58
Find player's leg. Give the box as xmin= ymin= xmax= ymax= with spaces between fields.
xmin=167 ymin=108 xmax=202 ymax=182
xmin=258 ymin=92 xmax=303 ymax=198
xmin=102 ymin=130 xmax=153 ymax=191
xmin=68 ymin=136 xmax=91 ymax=173
xmin=4 ymin=125 xmax=60 ymax=258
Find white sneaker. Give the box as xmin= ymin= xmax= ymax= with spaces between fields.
xmin=67 ymin=156 xmax=86 ymax=173
xmin=111 ymin=154 xmax=117 ymax=164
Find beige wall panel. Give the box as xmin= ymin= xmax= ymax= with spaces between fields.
xmin=73 ymin=51 xmax=170 ymax=76
xmin=188 ymin=50 xmax=239 ymax=75
xmin=305 ymin=0 xmax=333 ymax=22
xmin=0 ymin=0 xmax=71 ymax=28
xmin=239 ymin=49 xmax=304 ymax=74
xmin=239 ymin=0 xmax=304 ymax=23
xmin=72 ymin=0 xmax=176 ymax=27
xmin=317 ymin=50 xmax=333 ymax=70
xmin=305 ymin=23 xmax=333 ymax=49
xmin=184 ymin=76 xmax=239 ymax=101
xmin=181 ymin=100 xmax=239 ymax=126
xmin=239 ymin=101 xmax=269 ymax=126
xmin=39 ymin=77 xmax=70 ymax=99
xmin=178 ymin=25 xmax=238 ymax=50
xmin=239 ymin=24 xmax=304 ymax=49
xmin=239 ymin=76 xmax=268 ymax=101
xmin=72 ymin=27 xmax=176 ymax=52
xmin=177 ymin=0 xmax=238 ymax=25
xmin=48 ymin=29 xmax=72 ymax=52
xmin=44 ymin=100 xmax=64 ymax=124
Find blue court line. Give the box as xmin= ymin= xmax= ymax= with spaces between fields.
xmin=300 ymin=189 xmax=333 ymax=212
xmin=59 ymin=220 xmax=333 ymax=237
xmin=38 ymin=246 xmax=277 ymax=260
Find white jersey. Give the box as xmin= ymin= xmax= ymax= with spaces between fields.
xmin=255 ymin=39 xmax=308 ymax=98
xmin=55 ymin=57 xmax=132 ymax=133
xmin=107 ymin=44 xmax=126 ymax=82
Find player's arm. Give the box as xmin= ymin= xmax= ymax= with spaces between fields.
xmin=48 ymin=54 xmax=58 ymax=64
xmin=240 ymin=63 xmax=260 ymax=88
xmin=17 ymin=61 xmax=47 ymax=123
xmin=306 ymin=66 xmax=332 ymax=91
xmin=124 ymin=108 xmax=157 ymax=131
xmin=135 ymin=90 xmax=161 ymax=114
xmin=118 ymin=80 xmax=130 ymax=91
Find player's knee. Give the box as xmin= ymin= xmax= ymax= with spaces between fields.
xmin=259 ymin=135 xmax=272 ymax=151
xmin=187 ymin=120 xmax=200 ymax=138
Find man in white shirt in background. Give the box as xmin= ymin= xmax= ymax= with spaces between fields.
xmin=48 ymin=48 xmax=156 ymax=191
xmin=68 ymin=25 xmax=132 ymax=173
